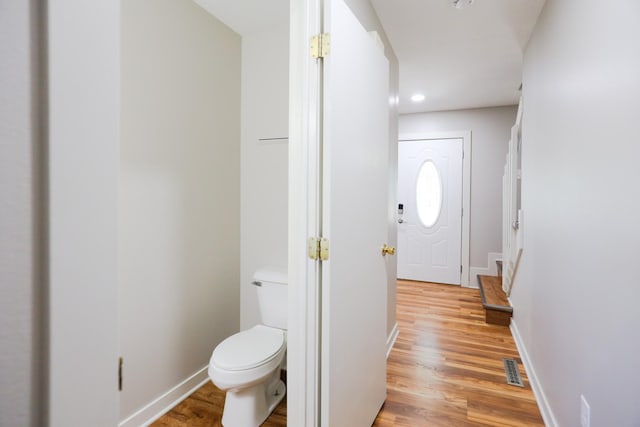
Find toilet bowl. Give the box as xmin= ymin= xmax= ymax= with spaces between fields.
xmin=209 ymin=325 xmax=286 ymax=427
xmin=209 ymin=268 xmax=288 ymax=427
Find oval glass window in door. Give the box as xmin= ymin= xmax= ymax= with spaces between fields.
xmin=416 ymin=160 xmax=442 ymax=227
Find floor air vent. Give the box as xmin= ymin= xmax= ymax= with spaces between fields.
xmin=503 ymin=358 xmax=524 ymax=387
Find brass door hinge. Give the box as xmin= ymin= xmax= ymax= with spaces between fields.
xmin=308 ymin=237 xmax=330 ymax=261
xmin=310 ymin=33 xmax=331 ymax=59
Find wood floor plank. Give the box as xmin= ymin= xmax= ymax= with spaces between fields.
xmin=152 ymin=280 xmax=543 ymax=426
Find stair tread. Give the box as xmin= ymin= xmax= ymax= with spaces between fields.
xmin=477 ymin=275 xmax=512 ymax=313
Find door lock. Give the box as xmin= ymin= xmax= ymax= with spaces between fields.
xmin=381 ymin=244 xmax=396 ymax=256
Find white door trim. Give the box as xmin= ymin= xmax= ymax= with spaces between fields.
xmin=398 ymin=131 xmax=472 ymax=286
xmin=47 ymin=1 xmax=120 ymax=425
xmin=288 ymin=0 xmax=322 ymax=426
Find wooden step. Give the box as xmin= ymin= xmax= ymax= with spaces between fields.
xmin=477 ymin=275 xmax=512 ymax=326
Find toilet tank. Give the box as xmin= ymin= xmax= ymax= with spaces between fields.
xmin=253 ymin=268 xmax=288 ymax=330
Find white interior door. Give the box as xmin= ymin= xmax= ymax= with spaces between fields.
xmin=320 ymin=0 xmax=389 ymax=425
xmin=398 ymin=139 xmax=463 ymax=285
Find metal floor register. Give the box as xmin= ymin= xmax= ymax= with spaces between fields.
xmin=503 ymin=358 xmax=524 ymax=387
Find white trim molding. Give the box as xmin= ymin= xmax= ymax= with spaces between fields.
xmin=288 ymin=0 xmax=322 ymax=425
xmin=386 ymin=323 xmax=399 ymax=360
xmin=510 ymin=320 xmax=558 ymax=427
xmin=468 ymin=252 xmax=503 ymax=289
xmin=47 ymin=1 xmax=120 ymax=425
xmin=118 ymin=366 xmax=210 ymax=427
xmin=398 ymin=131 xmax=472 ymax=286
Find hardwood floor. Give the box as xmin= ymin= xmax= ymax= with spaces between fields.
xmin=152 ymin=280 xmax=543 ymax=426
xmin=149 ymin=380 xmax=286 ymax=427
xmin=373 ymin=280 xmax=542 ymax=426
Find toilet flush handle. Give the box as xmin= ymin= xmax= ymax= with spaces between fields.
xmin=251 ymin=281 xmax=262 ymax=287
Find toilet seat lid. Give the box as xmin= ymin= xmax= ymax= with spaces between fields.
xmin=212 ymin=325 xmax=285 ymax=371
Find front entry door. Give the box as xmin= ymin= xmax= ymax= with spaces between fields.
xmin=320 ymin=0 xmax=389 ymax=425
xmin=398 ymin=139 xmax=463 ymax=285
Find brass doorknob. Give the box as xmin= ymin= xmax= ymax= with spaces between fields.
xmin=381 ymin=244 xmax=396 ymax=256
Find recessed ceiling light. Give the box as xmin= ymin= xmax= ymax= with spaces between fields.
xmin=411 ymin=94 xmax=425 ymax=103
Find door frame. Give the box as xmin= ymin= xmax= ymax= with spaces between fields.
xmin=398 ymin=131 xmax=472 ymax=286
xmin=288 ymin=0 xmax=322 ymax=426
xmin=47 ymin=1 xmax=120 ymax=425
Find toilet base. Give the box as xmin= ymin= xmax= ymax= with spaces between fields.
xmin=221 ymin=370 xmax=286 ymax=427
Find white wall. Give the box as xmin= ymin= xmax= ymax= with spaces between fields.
xmin=400 ymin=106 xmax=517 ymax=274
xmin=240 ymin=27 xmax=290 ymax=330
xmin=119 ymin=0 xmax=241 ymax=422
xmin=0 ymin=1 xmax=43 ymax=426
xmin=511 ymin=1 xmax=640 ymax=426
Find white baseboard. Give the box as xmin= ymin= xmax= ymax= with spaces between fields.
xmin=510 ymin=319 xmax=558 ymax=427
xmin=467 ymin=252 xmax=502 ymax=288
xmin=386 ymin=322 xmax=399 ymax=359
xmin=467 ymin=267 xmax=484 ymax=288
xmin=119 ymin=365 xmax=210 ymax=427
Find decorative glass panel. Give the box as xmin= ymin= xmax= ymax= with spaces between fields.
xmin=416 ymin=161 xmax=442 ymax=227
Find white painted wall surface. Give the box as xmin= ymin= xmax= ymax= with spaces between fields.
xmin=400 ymin=106 xmax=517 ymax=271
xmin=240 ymin=27 xmax=290 ymax=330
xmin=47 ymin=1 xmax=120 ymax=425
xmin=0 ymin=2 xmax=43 ymax=426
xmin=119 ymin=0 xmax=241 ymax=422
xmin=511 ymin=1 xmax=640 ymax=426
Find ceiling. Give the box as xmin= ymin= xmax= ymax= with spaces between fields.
xmin=371 ymin=0 xmax=545 ymax=113
xmin=194 ymin=0 xmax=545 ymax=114
xmin=192 ymin=0 xmax=288 ymax=35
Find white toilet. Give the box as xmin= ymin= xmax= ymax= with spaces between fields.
xmin=208 ymin=268 xmax=287 ymax=427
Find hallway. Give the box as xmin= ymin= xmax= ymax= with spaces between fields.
xmin=373 ymin=280 xmax=542 ymax=426
xmin=153 ymin=280 xmax=543 ymax=426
